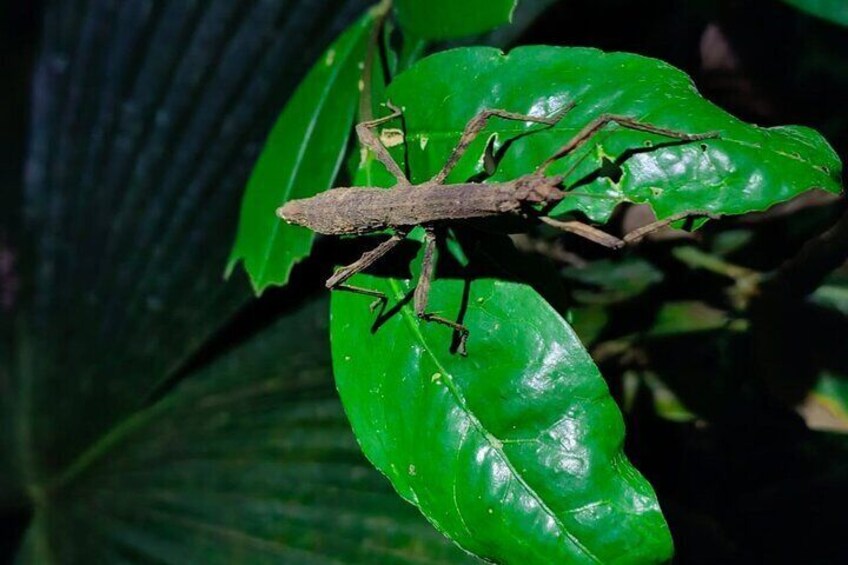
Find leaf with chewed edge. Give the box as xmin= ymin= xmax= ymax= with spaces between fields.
xmin=384 ymin=46 xmax=842 ymax=225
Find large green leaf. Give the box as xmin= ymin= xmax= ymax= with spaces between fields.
xmin=12 ymin=0 xmax=382 ymax=489
xmin=16 ymin=297 xmax=472 ymax=563
xmin=326 ymin=44 xmax=843 ymax=562
xmin=6 ymin=1 xmax=477 ymax=562
xmin=384 ymin=46 xmax=842 ymax=223
xmin=395 ymin=0 xmax=518 ymax=40
xmin=780 ymin=0 xmax=848 ymax=26
xmin=332 ymin=273 xmax=673 ymax=563
xmin=227 ymin=10 xmax=377 ymax=293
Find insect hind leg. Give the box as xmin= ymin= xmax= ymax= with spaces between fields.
xmin=414 ymin=227 xmax=470 ymax=355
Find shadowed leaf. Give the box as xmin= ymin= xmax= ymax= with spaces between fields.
xmin=2 ymin=1 xmax=478 ymax=562
xmin=780 ymin=0 xmax=848 ymax=26
xmin=395 ymin=0 xmax=518 ymax=40
xmin=16 ymin=297 xmax=472 ymax=563
xmin=332 ymin=273 xmax=673 ymax=563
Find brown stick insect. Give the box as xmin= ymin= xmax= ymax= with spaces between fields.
xmin=277 ymin=102 xmax=719 ymax=354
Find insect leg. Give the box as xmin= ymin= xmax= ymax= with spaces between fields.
xmin=539 ymin=216 xmax=625 ymax=249
xmin=539 ymin=210 xmax=721 ymax=249
xmin=356 ymin=102 xmax=410 ymax=185
xmin=537 ymin=114 xmax=718 ymax=172
xmin=326 ymin=232 xmax=406 ymax=309
xmin=414 ymin=227 xmax=470 ymax=355
xmin=622 ymin=210 xmax=721 ymax=244
xmin=431 ymin=103 xmax=575 ymax=185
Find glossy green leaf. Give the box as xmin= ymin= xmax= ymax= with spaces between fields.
xmin=567 ymin=306 xmax=610 ymax=346
xmin=395 ymin=0 xmax=518 ymax=40
xmin=227 ymin=12 xmax=375 ymax=293
xmin=332 ymin=274 xmax=673 ymax=563
xmin=780 ymin=0 xmax=848 ymax=26
xmin=384 ymin=46 xmax=842 ymax=224
xmin=16 ymin=297 xmax=472 ymax=563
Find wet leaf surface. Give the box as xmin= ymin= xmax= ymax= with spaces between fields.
xmin=332 ymin=274 xmax=674 ymax=563
xmin=384 ymin=46 xmax=842 ymax=224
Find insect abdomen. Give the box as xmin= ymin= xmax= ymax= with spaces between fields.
xmin=278 ymin=183 xmax=520 ymax=235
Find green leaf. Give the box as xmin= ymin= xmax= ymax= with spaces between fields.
xmin=780 ymin=0 xmax=848 ymax=26
xmin=567 ymin=306 xmax=610 ymax=346
xmin=322 ymin=41 xmax=842 ymax=563
xmin=16 ymin=0 xmax=379 ymax=486
xmin=9 ymin=1 xmax=474 ymax=561
xmin=640 ymin=372 xmax=697 ymax=423
xmin=395 ymin=0 xmax=518 ymax=40
xmin=16 ymin=297 xmax=472 ymax=563
xmin=332 ymin=274 xmax=673 ymax=563
xmin=384 ymin=46 xmax=842 ymax=223
xmin=227 ymin=11 xmax=376 ymax=293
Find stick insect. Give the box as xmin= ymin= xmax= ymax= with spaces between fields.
xmin=277 ymin=102 xmax=719 ymax=354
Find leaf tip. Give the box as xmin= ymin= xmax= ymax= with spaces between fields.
xmin=223 ymin=254 xmax=240 ymax=281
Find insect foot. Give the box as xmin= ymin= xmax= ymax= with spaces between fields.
xmin=418 ymin=312 xmax=470 ymax=357
xmin=369 ymin=296 xmax=386 ymax=313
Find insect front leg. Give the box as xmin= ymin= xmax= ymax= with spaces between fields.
xmin=356 ymin=102 xmax=410 ymax=186
xmin=326 ymin=231 xmax=406 ymax=310
xmin=414 ymin=227 xmax=470 ymax=355
xmin=431 ymin=103 xmax=575 ymax=185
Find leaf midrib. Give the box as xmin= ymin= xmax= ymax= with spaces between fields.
xmin=254 ymin=20 xmax=365 ymax=287
xmin=386 ymin=277 xmax=602 ymax=563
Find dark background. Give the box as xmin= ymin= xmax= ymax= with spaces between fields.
xmin=2 ymin=1 xmax=846 ymax=563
